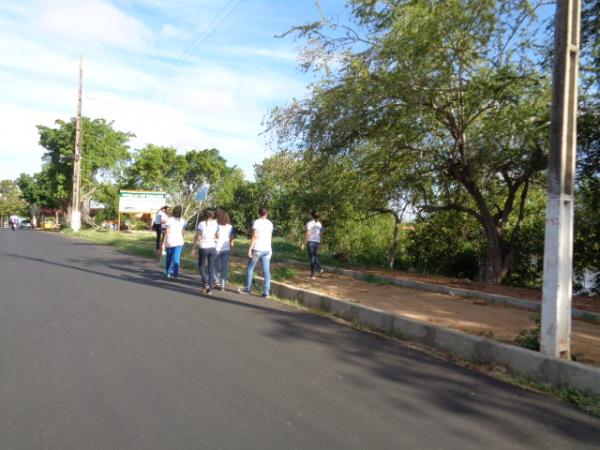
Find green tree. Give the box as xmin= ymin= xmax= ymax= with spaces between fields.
xmin=126 ymin=144 xmax=186 ymax=192
xmin=36 ymin=117 xmax=133 ymax=223
xmin=127 ymin=146 xmax=244 ymax=221
xmin=0 ymin=180 xmax=27 ymax=224
xmin=269 ymin=0 xmax=550 ymax=283
xmin=574 ymin=0 xmax=600 ymax=292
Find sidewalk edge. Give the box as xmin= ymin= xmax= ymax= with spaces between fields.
xmin=267 ymin=279 xmax=600 ymax=396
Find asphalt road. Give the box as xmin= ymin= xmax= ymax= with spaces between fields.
xmin=1 ymin=229 xmax=599 ymax=450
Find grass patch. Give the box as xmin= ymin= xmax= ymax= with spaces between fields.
xmin=231 ymin=237 xmax=342 ymax=267
xmin=492 ymin=368 xmax=600 ymax=417
xmin=272 ymin=266 xmax=298 ymax=281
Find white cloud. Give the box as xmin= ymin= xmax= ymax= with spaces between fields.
xmin=0 ymin=104 xmax=59 ymax=180
xmin=31 ymin=0 xmax=153 ymax=51
xmin=0 ymin=0 xmax=312 ymax=182
xmin=160 ymin=23 xmax=184 ymax=40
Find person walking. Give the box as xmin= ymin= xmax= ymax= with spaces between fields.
xmin=191 ymin=209 xmax=218 ymax=294
xmin=9 ymin=214 xmax=18 ymax=230
xmin=238 ymin=207 xmax=273 ymax=298
xmin=301 ymin=211 xmax=324 ymax=279
xmin=215 ymin=210 xmax=235 ymax=291
xmin=153 ymin=206 xmax=169 ymax=250
xmin=159 ymin=205 xmax=185 ymax=280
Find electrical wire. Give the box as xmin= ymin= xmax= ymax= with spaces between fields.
xmin=143 ymin=0 xmax=244 ymax=99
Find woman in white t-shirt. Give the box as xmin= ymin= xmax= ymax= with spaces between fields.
xmin=191 ymin=209 xmax=219 ymax=294
xmin=215 ymin=210 xmax=235 ymax=291
xmin=301 ymin=211 xmax=324 ymax=279
xmin=159 ymin=205 xmax=186 ymax=280
xmin=238 ymin=207 xmax=273 ymax=298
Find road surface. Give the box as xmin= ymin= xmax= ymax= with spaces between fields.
xmin=1 ymin=229 xmax=599 ymax=449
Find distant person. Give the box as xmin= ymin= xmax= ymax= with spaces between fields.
xmin=215 ymin=210 xmax=236 ymax=291
xmin=192 ymin=209 xmax=218 ymax=294
xmin=239 ymin=207 xmax=273 ymax=298
xmin=153 ymin=206 xmax=169 ymax=250
xmin=301 ymin=211 xmax=324 ymax=279
xmin=159 ymin=205 xmax=185 ymax=280
xmin=9 ymin=214 xmax=18 ymax=230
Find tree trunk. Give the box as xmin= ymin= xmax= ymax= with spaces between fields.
xmin=388 ymin=217 xmax=401 ymax=271
xmin=480 ymin=224 xmax=510 ymax=284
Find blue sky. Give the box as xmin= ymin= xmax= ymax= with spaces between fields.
xmin=0 ymin=0 xmax=349 ymax=180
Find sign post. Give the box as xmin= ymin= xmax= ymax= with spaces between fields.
xmin=193 ymin=184 xmax=210 ymax=231
xmin=117 ymin=190 xmax=166 ymax=231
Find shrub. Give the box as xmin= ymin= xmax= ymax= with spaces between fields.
xmin=515 ymin=318 xmax=541 ymax=351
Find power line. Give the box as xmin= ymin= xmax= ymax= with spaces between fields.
xmin=143 ymin=0 xmax=244 ymax=99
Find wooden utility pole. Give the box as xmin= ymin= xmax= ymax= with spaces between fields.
xmin=71 ymin=56 xmax=83 ymax=231
xmin=540 ymin=0 xmax=581 ymax=359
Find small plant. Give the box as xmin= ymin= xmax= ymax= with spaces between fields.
xmin=272 ymin=266 xmax=298 ymax=281
xmin=515 ymin=318 xmax=541 ymax=351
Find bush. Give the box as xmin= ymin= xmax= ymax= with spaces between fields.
xmin=326 ymin=215 xmax=404 ymax=267
xmin=406 ymin=212 xmax=482 ymax=279
xmin=515 ymin=318 xmax=541 ymax=351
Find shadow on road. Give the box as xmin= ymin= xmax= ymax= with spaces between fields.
xmin=4 ymin=247 xmax=600 ymax=448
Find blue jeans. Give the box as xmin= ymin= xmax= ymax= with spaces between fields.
xmin=217 ymin=250 xmax=231 ymax=288
xmin=246 ymin=250 xmax=271 ymax=295
xmin=165 ymin=245 xmax=183 ymax=277
xmin=198 ymin=247 xmax=217 ymax=288
xmin=307 ymin=241 xmax=321 ymax=276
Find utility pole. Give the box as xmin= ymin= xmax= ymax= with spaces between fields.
xmin=540 ymin=0 xmax=581 ymax=359
xmin=71 ymin=56 xmax=83 ymax=232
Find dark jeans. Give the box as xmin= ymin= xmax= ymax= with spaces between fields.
xmin=198 ymin=247 xmax=217 ymax=288
xmin=153 ymin=223 xmax=162 ymax=250
xmin=307 ymin=241 xmax=321 ymax=276
xmin=216 ymin=251 xmax=231 ymax=288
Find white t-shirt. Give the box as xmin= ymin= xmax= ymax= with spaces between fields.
xmin=165 ymin=217 xmax=186 ymax=248
xmin=154 ymin=210 xmax=168 ymax=227
xmin=216 ymin=224 xmax=233 ymax=252
xmin=252 ymin=218 xmax=273 ymax=252
xmin=10 ymin=215 xmax=18 ymax=224
xmin=197 ymin=219 xmax=218 ymax=249
xmin=306 ymin=220 xmax=323 ymax=243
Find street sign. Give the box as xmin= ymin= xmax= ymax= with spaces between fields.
xmin=118 ymin=190 xmax=166 ymax=213
xmin=195 ymin=185 xmax=210 ymax=202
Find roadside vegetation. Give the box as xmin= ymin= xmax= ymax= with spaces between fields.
xmin=6 ymin=1 xmax=600 ymax=295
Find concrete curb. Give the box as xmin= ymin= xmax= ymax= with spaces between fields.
xmin=321 ymin=265 xmax=600 ymax=322
xmin=266 ymin=280 xmax=600 ymax=396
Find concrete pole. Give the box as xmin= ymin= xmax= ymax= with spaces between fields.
xmin=540 ymin=0 xmax=581 ymax=359
xmin=71 ymin=56 xmax=83 ymax=232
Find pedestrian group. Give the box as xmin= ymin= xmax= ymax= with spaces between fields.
xmin=153 ymin=206 xmax=324 ymax=299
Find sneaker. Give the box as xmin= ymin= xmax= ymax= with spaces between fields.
xmin=309 ymin=276 xmax=316 ymax=280
xmin=319 ymin=269 xmax=325 ymax=274
xmin=205 ymin=287 xmax=212 ymax=295
xmin=164 ymin=273 xmax=172 ymax=280
xmin=261 ymin=293 xmax=270 ymax=299
xmin=238 ymin=288 xmax=250 ymax=295
xmin=220 ymin=285 xmax=225 ymax=292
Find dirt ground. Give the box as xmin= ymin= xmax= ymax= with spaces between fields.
xmin=232 ymin=259 xmax=600 ymax=366
xmin=356 ymin=266 xmax=600 ymax=313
